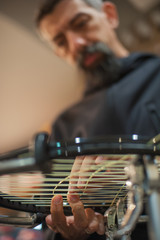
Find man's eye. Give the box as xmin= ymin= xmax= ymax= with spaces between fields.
xmin=57 ymin=39 xmax=66 ymax=47
xmin=75 ymin=19 xmax=88 ymax=29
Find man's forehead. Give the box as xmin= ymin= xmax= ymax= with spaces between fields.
xmin=40 ymin=0 xmax=96 ymax=40
xmin=53 ymin=0 xmax=92 ymax=15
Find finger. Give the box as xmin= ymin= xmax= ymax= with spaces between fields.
xmin=95 ymin=213 xmax=105 ymax=235
xmin=46 ymin=214 xmax=52 ymax=226
xmin=45 ymin=215 xmax=58 ymax=233
xmin=78 ymin=155 xmax=97 ymax=188
xmin=85 ymin=208 xmax=99 ymax=234
xmin=51 ymin=195 xmax=68 ymax=233
xmin=67 ymin=194 xmax=88 ymax=229
xmin=69 ymin=156 xmax=85 ymax=193
xmin=95 ymin=156 xmax=106 ymax=165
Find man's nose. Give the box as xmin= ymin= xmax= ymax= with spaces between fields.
xmin=67 ymin=32 xmax=88 ymax=59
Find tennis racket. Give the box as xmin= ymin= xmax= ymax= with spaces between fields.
xmin=0 ymin=133 xmax=160 ymax=230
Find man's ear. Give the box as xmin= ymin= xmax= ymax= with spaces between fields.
xmin=102 ymin=1 xmax=119 ymax=29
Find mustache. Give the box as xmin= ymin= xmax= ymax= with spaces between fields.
xmin=77 ymin=42 xmax=115 ymax=69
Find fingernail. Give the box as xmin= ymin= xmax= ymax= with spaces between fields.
xmin=69 ymin=195 xmax=79 ymax=203
xmin=95 ymin=156 xmax=104 ymax=164
xmin=53 ymin=195 xmax=62 ymax=205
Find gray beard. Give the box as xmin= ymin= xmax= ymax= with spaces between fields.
xmin=77 ymin=42 xmax=122 ymax=93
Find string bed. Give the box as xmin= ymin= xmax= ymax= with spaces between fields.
xmin=0 ymin=154 xmax=160 ymax=210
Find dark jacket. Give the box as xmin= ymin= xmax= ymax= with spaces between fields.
xmin=51 ymin=53 xmax=160 ymax=141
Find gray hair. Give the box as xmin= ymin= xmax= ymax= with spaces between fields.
xmin=36 ymin=0 xmax=103 ymax=27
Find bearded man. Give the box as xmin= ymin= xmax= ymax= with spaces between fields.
xmin=36 ymin=1 xmax=160 ymax=239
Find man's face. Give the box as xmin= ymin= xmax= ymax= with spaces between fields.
xmin=39 ymin=0 xmax=119 ymax=68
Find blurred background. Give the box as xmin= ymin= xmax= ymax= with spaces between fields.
xmin=1 ymin=0 xmax=160 ymax=153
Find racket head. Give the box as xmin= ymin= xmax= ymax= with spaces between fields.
xmin=0 ymin=134 xmax=160 ymax=219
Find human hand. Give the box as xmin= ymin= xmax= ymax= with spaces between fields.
xmin=69 ymin=155 xmax=107 ymax=191
xmin=69 ymin=154 xmax=129 ymax=191
xmin=45 ymin=194 xmax=105 ymax=240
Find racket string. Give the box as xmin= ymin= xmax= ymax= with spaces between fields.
xmin=1 ymin=155 xmax=159 ymax=208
